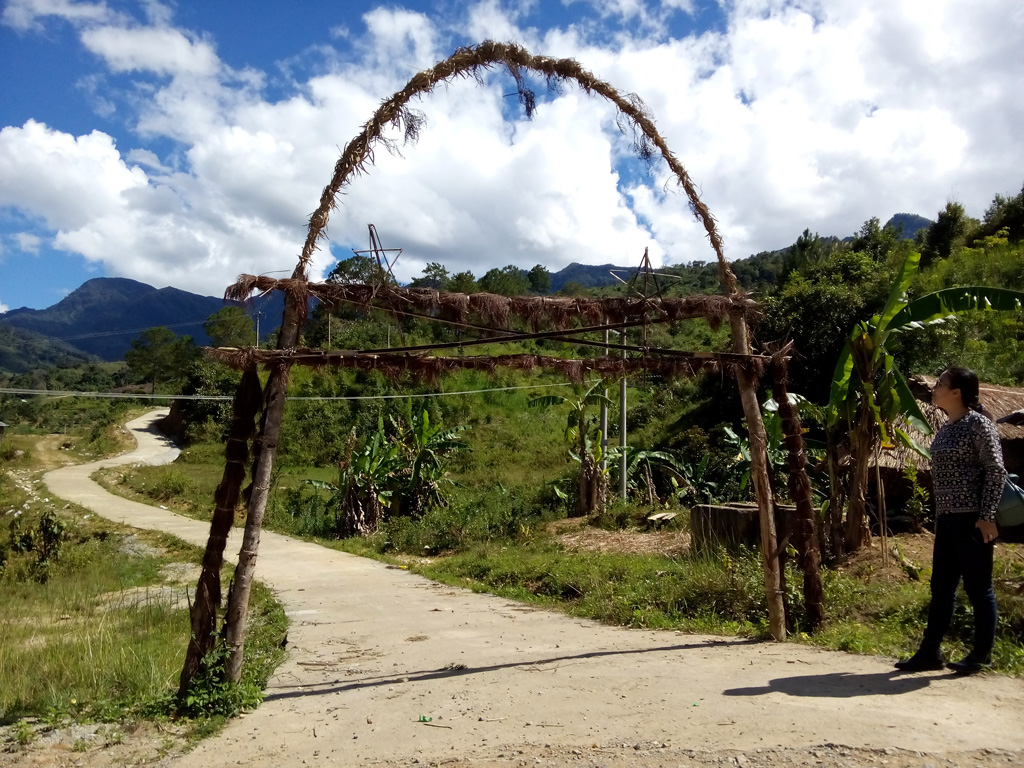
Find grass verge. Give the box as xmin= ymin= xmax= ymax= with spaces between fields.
xmin=0 ymin=452 xmax=288 ymax=743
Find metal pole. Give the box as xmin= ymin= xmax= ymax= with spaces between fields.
xmin=600 ymin=329 xmax=609 ymax=474
xmin=619 ymin=327 xmax=627 ymax=501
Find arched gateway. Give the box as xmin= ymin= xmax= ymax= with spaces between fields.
xmin=178 ymin=41 xmax=822 ymax=699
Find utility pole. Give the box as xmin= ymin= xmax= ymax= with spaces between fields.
xmin=619 ymin=327 xmax=627 ymax=501
xmin=254 ymin=311 xmax=263 ymax=347
xmin=600 ymin=329 xmax=609 ymax=475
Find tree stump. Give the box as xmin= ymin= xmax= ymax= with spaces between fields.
xmin=690 ymin=503 xmax=796 ymax=554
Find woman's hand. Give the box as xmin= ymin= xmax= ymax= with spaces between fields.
xmin=976 ymin=519 xmax=999 ymax=544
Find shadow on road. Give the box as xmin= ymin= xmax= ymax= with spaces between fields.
xmin=723 ymin=669 xmax=958 ymax=698
xmin=264 ymin=639 xmax=758 ymax=702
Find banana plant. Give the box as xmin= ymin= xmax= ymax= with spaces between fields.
xmin=308 ymin=418 xmax=404 ymax=537
xmin=529 ymin=380 xmax=614 ymax=516
xmin=722 ymin=393 xmax=824 ymax=503
xmin=604 ymin=446 xmax=687 ymax=506
xmin=826 ymin=249 xmax=1024 ymax=553
xmin=398 ymin=409 xmax=470 ymax=516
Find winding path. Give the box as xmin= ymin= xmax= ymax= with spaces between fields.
xmin=44 ymin=411 xmax=1024 ymax=767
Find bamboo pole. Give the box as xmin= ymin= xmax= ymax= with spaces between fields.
xmin=177 ymin=366 xmax=262 ymax=701
xmin=223 ymin=280 xmax=305 ymax=683
xmin=771 ymin=357 xmax=824 ymax=630
xmin=731 ymin=317 xmax=786 ymax=641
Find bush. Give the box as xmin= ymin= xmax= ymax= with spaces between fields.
xmin=147 ymin=468 xmax=196 ymax=502
xmin=0 ymin=443 xmax=26 ymax=462
xmin=379 ymin=486 xmax=546 ymax=555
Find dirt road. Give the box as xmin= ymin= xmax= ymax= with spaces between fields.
xmin=41 ymin=411 xmax=1024 ymax=768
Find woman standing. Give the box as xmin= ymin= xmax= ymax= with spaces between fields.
xmin=895 ymin=367 xmax=1005 ymax=674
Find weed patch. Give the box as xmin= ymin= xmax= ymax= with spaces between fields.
xmin=0 ymin=497 xmax=287 ymax=727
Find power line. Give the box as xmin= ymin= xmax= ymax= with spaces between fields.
xmin=0 ymin=381 xmax=582 ymax=402
xmin=54 ymin=319 xmax=214 ymax=341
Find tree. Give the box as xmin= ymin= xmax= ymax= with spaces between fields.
xmin=921 ymin=202 xmax=970 ymax=264
xmin=528 ymin=264 xmax=551 ymax=294
xmin=975 ymin=182 xmax=1024 ymax=243
xmin=124 ymin=327 xmax=198 ymax=392
xmin=760 ymin=266 xmax=871 ymax=403
xmin=448 ymin=271 xmax=477 ymax=294
xmin=175 ymin=359 xmax=243 ymax=443
xmin=410 ymin=262 xmax=451 ymax=290
xmin=396 ymin=409 xmax=470 ymax=517
xmin=478 ymin=265 xmax=531 ymax=296
xmin=558 ymin=281 xmax=587 ymax=296
xmin=529 ymin=380 xmax=613 ymax=516
xmin=781 ymin=229 xmax=829 ymax=281
xmin=851 ymin=217 xmax=901 ymax=261
xmin=204 ymin=306 xmax=255 ymax=347
xmin=327 ymin=254 xmax=394 ymax=286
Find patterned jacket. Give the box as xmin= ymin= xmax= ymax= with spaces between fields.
xmin=929 ymin=410 xmax=1006 ymax=522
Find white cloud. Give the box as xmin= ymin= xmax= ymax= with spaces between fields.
xmin=125 ymin=148 xmax=169 ymax=172
xmin=16 ymin=233 xmax=42 ymax=253
xmin=1 ymin=0 xmax=1022 ymax=305
xmin=0 ymin=301 xmax=8 ymax=314
xmin=80 ymin=25 xmax=220 ymax=77
xmin=547 ymin=0 xmax=1024 ymax=259
xmin=0 ymin=121 xmax=149 ymax=231
xmin=466 ymin=0 xmax=524 ymax=42
xmin=2 ymin=0 xmax=120 ymax=31
xmin=359 ymin=8 xmax=440 ymax=69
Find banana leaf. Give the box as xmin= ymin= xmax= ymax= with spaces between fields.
xmin=889 ymin=286 xmax=1024 ymax=331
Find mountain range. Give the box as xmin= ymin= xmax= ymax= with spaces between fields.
xmin=0 ymin=278 xmax=284 ymax=373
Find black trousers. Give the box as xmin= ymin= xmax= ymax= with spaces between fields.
xmin=921 ymin=513 xmax=997 ymax=660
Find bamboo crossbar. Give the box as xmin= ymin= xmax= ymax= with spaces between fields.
xmin=204 ymin=346 xmax=769 ymax=383
xmin=225 ymin=275 xmax=759 ymax=331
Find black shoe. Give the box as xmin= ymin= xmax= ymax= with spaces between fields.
xmin=947 ymin=655 xmax=992 ymax=674
xmin=894 ymin=652 xmax=945 ymax=672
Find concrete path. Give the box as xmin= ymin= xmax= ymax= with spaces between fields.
xmin=43 ymin=411 xmax=1024 ymax=767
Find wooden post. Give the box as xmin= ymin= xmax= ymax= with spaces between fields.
xmin=223 ymin=282 xmax=306 ymax=683
xmin=177 ymin=366 xmax=262 ymax=701
xmin=771 ymin=357 xmax=824 ymax=631
xmin=731 ymin=316 xmax=786 ymax=641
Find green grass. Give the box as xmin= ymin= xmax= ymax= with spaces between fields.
xmin=0 ymin=470 xmax=287 ymax=728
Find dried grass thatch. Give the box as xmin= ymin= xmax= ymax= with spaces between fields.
xmin=205 ymin=346 xmax=768 ymax=384
xmin=225 ymin=275 xmax=758 ymax=332
xmin=294 ymin=40 xmax=737 ymax=295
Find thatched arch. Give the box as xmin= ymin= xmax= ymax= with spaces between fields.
xmin=179 ymin=41 xmax=811 ymax=701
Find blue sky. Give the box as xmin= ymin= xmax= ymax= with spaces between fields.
xmin=1 ymin=0 xmax=1022 ymax=312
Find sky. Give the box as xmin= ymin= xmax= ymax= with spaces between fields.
xmin=0 ymin=0 xmax=1022 ymax=313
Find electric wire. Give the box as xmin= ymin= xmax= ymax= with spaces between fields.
xmin=0 ymin=380 xmax=583 ymax=402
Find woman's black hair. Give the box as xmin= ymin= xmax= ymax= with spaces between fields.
xmin=942 ymin=366 xmax=984 ymax=413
